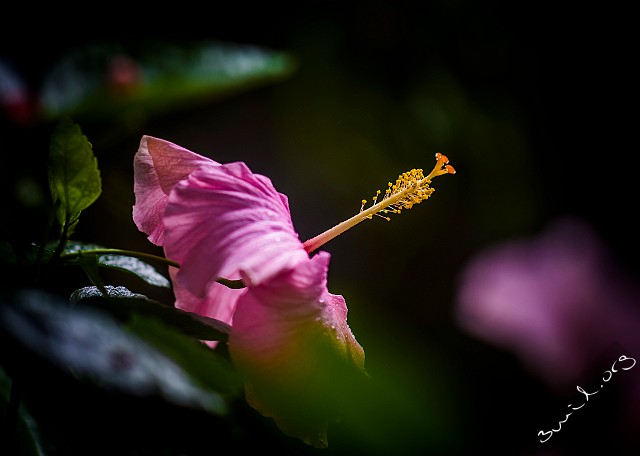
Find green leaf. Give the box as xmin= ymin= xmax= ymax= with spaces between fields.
xmin=0 ymin=241 xmax=17 ymax=265
xmin=31 ymin=241 xmax=58 ymax=266
xmin=76 ymin=251 xmax=108 ymax=296
xmin=0 ymin=242 xmax=57 ymax=289
xmin=1 ymin=290 xmax=232 ymax=414
xmin=39 ymin=41 xmax=297 ymax=122
xmin=97 ymin=254 xmax=170 ymax=288
xmin=127 ymin=315 xmax=242 ymax=397
xmin=0 ymin=368 xmax=47 ymax=456
xmin=64 ymin=242 xmax=170 ymax=288
xmin=70 ymin=285 xmax=231 ymax=342
xmin=48 ymin=118 xmax=101 ymax=233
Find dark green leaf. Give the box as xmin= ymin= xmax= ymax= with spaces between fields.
xmin=77 ymin=251 xmax=108 ymax=295
xmin=64 ymin=242 xmax=170 ymax=288
xmin=0 ymin=368 xmax=47 ymax=456
xmin=39 ymin=41 xmax=297 ymax=122
xmin=97 ymin=254 xmax=170 ymax=288
xmin=0 ymin=241 xmax=17 ymax=265
xmin=0 ymin=243 xmax=57 ymax=289
xmin=1 ymin=290 xmax=231 ymax=414
xmin=47 ymin=118 xmax=101 ymax=232
xmin=70 ymin=285 xmax=231 ymax=342
xmin=29 ymin=242 xmax=57 ymax=266
xmin=127 ymin=315 xmax=241 ymax=397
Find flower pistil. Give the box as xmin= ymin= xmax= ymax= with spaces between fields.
xmin=303 ymin=153 xmax=455 ymax=253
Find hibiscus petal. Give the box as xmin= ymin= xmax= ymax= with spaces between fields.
xmin=169 ymin=267 xmax=244 ymax=335
xmin=133 ymin=135 xmax=217 ymax=245
xmin=229 ymin=252 xmax=366 ymax=448
xmin=163 ymin=161 xmax=309 ymax=297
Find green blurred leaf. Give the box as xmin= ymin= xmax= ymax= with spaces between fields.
xmin=47 ymin=118 xmax=101 ymax=233
xmin=64 ymin=242 xmax=170 ymax=288
xmin=1 ymin=290 xmax=231 ymax=415
xmin=0 ymin=368 xmax=47 ymax=456
xmin=0 ymin=241 xmax=17 ymax=265
xmin=70 ymin=285 xmax=231 ymax=342
xmin=127 ymin=315 xmax=241 ymax=397
xmin=39 ymin=40 xmax=297 ymax=122
xmin=27 ymin=242 xmax=57 ymax=266
xmin=0 ymin=242 xmax=56 ymax=288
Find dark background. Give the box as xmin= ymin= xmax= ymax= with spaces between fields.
xmin=1 ymin=2 xmax=637 ymax=455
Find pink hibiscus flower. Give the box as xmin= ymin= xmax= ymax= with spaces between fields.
xmin=132 ymin=135 xmax=454 ymax=446
xmin=133 ymin=136 xmax=364 ymax=446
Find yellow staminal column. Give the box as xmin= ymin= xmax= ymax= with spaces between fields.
xmin=303 ymin=153 xmax=455 ymax=253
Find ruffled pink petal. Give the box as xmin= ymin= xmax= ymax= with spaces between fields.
xmin=169 ymin=267 xmax=244 ymax=330
xmin=163 ymin=161 xmax=309 ymax=298
xmin=133 ymin=135 xmax=217 ymax=245
xmin=174 ymin=280 xmax=244 ymax=349
xmin=229 ymin=252 xmax=365 ymax=448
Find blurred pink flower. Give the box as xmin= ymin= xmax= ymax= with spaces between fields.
xmin=455 ymin=217 xmax=640 ymax=425
xmin=132 ymin=135 xmax=364 ymax=446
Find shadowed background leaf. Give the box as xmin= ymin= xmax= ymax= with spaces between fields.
xmin=39 ymin=41 xmax=297 ymax=126
xmin=0 ymin=290 xmax=237 ymax=414
xmin=70 ymin=285 xmax=231 ymax=342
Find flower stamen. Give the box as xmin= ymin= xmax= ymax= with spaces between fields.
xmin=303 ymin=153 xmax=455 ymax=253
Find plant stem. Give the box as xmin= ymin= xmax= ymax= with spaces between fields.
xmin=61 ymin=248 xmax=180 ymax=268
xmin=60 ymin=249 xmax=245 ymax=289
